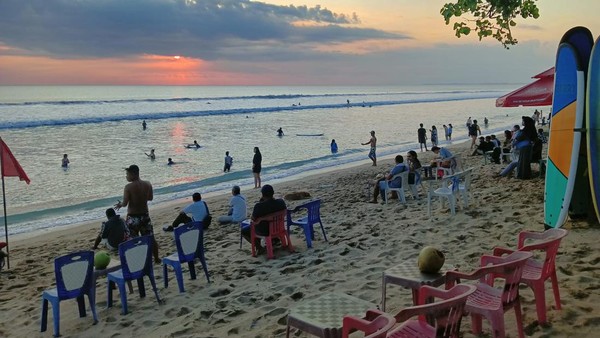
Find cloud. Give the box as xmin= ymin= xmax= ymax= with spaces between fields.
xmin=0 ymin=0 xmax=409 ymax=60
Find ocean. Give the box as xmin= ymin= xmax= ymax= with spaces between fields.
xmin=0 ymin=85 xmax=538 ymax=237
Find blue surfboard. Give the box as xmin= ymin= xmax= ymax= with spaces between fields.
xmin=559 ymin=27 xmax=594 ymax=218
xmin=544 ymin=43 xmax=585 ymax=228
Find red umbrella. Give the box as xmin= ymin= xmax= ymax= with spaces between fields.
xmin=496 ymin=67 xmax=554 ymax=107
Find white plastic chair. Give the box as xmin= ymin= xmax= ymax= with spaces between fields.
xmin=451 ymin=168 xmax=473 ymax=208
xmin=427 ymin=174 xmax=459 ymax=217
xmin=382 ymin=172 xmax=406 ymax=204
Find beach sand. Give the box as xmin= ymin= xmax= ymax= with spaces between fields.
xmin=1 ymin=139 xmax=599 ymax=338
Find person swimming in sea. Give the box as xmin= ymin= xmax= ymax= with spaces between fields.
xmin=277 ymin=127 xmax=284 ymax=137
xmin=168 ymin=158 xmax=175 ymax=165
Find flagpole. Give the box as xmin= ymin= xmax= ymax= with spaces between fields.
xmin=0 ymin=138 xmax=9 ymax=269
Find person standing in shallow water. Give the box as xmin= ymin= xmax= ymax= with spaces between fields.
xmin=61 ymin=154 xmax=70 ymax=168
xmin=142 ymin=120 xmax=147 ymax=130
xmin=252 ymin=147 xmax=262 ymax=188
xmin=361 ymin=130 xmax=377 ymax=166
xmin=330 ymin=139 xmax=338 ymax=153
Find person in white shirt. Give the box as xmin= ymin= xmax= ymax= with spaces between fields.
xmin=224 ymin=151 xmax=233 ymax=172
xmin=218 ymin=186 xmax=247 ymax=224
xmin=163 ymin=192 xmax=209 ymax=231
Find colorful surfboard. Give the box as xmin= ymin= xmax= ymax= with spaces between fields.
xmin=586 ymin=36 xmax=600 ymax=223
xmin=544 ymin=43 xmax=585 ymax=228
xmin=559 ymin=27 xmax=594 ymax=218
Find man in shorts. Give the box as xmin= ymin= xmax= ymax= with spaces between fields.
xmin=115 ymin=164 xmax=159 ymax=263
xmin=361 ymin=130 xmax=377 ymax=166
xmin=417 ymin=123 xmax=428 ymax=152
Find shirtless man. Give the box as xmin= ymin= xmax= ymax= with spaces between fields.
xmin=361 ymin=130 xmax=377 ymax=166
xmin=114 ymin=165 xmax=159 ymax=263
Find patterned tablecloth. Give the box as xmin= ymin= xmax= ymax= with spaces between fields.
xmin=286 ymin=292 xmax=376 ymax=338
xmin=381 ymin=260 xmax=454 ymax=311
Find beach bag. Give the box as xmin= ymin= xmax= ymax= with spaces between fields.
xmin=202 ymin=202 xmax=212 ymax=229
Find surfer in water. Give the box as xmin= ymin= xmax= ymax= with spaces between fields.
xmin=186 ymin=140 xmax=200 ymax=148
xmin=167 ymin=158 xmax=175 ymax=166
xmin=277 ymin=127 xmax=284 ymax=137
xmin=145 ymin=149 xmax=156 ymax=160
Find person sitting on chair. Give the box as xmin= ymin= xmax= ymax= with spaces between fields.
xmin=163 ymin=192 xmax=209 ymax=231
xmin=241 ymin=185 xmax=286 ymax=254
xmin=369 ymin=155 xmax=408 ymax=204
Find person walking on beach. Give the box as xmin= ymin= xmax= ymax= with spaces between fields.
xmin=448 ymin=123 xmax=453 ymax=140
xmin=330 ymin=139 xmax=338 ymax=154
xmin=224 ymin=151 xmax=233 ymax=172
xmin=468 ymin=119 xmax=481 ymax=149
xmin=145 ymin=149 xmax=156 ymax=160
xmin=466 ymin=117 xmax=472 ymax=129
xmin=142 ymin=120 xmax=147 ymax=130
xmin=443 ymin=125 xmax=449 ymax=141
xmin=253 ymin=147 xmax=262 ymax=188
xmin=114 ymin=165 xmax=160 ymax=263
xmin=417 ymin=124 xmax=428 ymax=152
xmin=61 ymin=154 xmax=70 ymax=168
xmin=361 ymin=130 xmax=377 ymax=166
xmin=484 ymin=117 xmax=489 ymax=128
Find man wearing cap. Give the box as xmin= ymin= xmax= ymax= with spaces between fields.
xmin=241 ymin=185 xmax=286 ymax=254
xmin=114 ymin=165 xmax=160 ymax=263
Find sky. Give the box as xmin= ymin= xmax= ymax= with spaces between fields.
xmin=1 ymin=0 xmax=600 ymax=86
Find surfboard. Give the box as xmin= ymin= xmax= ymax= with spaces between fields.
xmin=586 ymin=36 xmax=600 ymax=223
xmin=544 ymin=42 xmax=585 ymax=228
xmin=296 ymin=133 xmax=324 ymax=137
xmin=559 ymin=27 xmax=594 ymax=218
xmin=184 ymin=144 xmax=201 ymax=149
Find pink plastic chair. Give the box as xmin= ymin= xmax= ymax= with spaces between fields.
xmin=250 ymin=210 xmax=294 ymax=259
xmin=445 ymin=251 xmax=533 ymax=338
xmin=342 ymin=309 xmax=396 ymax=338
xmin=492 ymin=228 xmax=568 ymax=325
xmin=386 ymin=284 xmax=476 ymax=338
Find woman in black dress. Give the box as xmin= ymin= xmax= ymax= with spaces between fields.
xmin=252 ymin=147 xmax=262 ymax=188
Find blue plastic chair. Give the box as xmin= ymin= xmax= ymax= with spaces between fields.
xmin=286 ymin=199 xmax=327 ymax=248
xmin=162 ymin=221 xmax=210 ymax=292
xmin=41 ymin=250 xmax=98 ymax=337
xmin=107 ymin=236 xmax=161 ymax=315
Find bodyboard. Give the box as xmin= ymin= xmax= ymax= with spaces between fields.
xmin=586 ymin=36 xmax=600 ymax=223
xmin=560 ymin=27 xmax=594 ymax=218
xmin=544 ymin=43 xmax=585 ymax=228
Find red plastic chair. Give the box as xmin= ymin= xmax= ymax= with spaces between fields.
xmin=250 ymin=210 xmax=294 ymax=259
xmin=387 ymin=284 xmax=476 ymax=338
xmin=342 ymin=309 xmax=396 ymax=338
xmin=445 ymin=251 xmax=533 ymax=338
xmin=492 ymin=228 xmax=567 ymax=325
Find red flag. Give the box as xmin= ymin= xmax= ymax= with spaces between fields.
xmin=0 ymin=138 xmax=30 ymax=184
